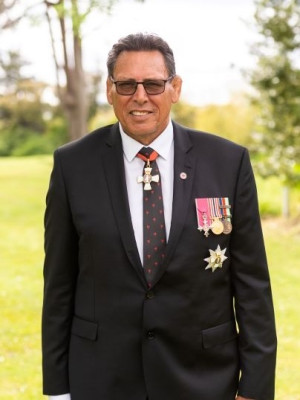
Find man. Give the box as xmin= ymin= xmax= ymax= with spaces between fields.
xmin=42 ymin=33 xmax=276 ymax=400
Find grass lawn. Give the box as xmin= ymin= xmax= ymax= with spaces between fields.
xmin=0 ymin=155 xmax=299 ymax=399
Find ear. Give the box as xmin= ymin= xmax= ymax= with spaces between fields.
xmin=106 ymin=78 xmax=113 ymax=105
xmin=171 ymin=75 xmax=182 ymax=103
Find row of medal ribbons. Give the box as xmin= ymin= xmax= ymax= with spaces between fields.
xmin=195 ymin=197 xmax=232 ymax=237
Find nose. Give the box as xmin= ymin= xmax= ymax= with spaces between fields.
xmin=133 ymin=82 xmax=148 ymax=103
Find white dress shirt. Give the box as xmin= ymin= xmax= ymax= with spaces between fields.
xmin=48 ymin=122 xmax=174 ymax=399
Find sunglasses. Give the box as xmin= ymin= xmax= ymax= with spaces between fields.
xmin=110 ymin=76 xmax=175 ymax=96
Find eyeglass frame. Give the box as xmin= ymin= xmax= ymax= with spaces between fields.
xmin=109 ymin=75 xmax=175 ymax=96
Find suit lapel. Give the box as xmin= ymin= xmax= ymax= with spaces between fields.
xmin=102 ymin=124 xmax=147 ymax=287
xmin=152 ymin=122 xmax=196 ymax=286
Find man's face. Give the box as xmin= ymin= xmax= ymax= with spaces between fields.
xmin=106 ymin=50 xmax=182 ymax=145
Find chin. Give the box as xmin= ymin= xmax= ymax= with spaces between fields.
xmin=127 ymin=127 xmax=156 ymax=139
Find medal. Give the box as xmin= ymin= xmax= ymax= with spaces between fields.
xmin=195 ymin=197 xmax=233 ymax=237
xmin=219 ymin=197 xmax=232 ymax=234
xmin=137 ymin=160 xmax=159 ymax=191
xmin=201 ymin=213 xmax=210 ymax=237
xmin=208 ymin=198 xmax=224 ymax=235
xmin=195 ymin=198 xmax=211 ymax=237
xmin=222 ymin=219 xmax=232 ymax=234
xmin=204 ymin=245 xmax=228 ymax=272
xmin=211 ymin=218 xmax=224 ymax=235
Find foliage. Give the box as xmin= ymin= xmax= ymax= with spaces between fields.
xmin=256 ymin=175 xmax=300 ymax=217
xmin=89 ymin=103 xmax=117 ymax=131
xmin=172 ymin=96 xmax=256 ymax=146
xmin=0 ymin=117 xmax=68 ymax=156
xmin=171 ymin=101 xmax=199 ymax=128
xmin=0 ymin=50 xmax=67 ymax=156
xmin=249 ymin=0 xmax=300 ymax=187
xmin=195 ymin=99 xmax=256 ymax=146
xmin=42 ymin=0 xmax=117 ymax=140
xmin=0 ymin=156 xmax=300 ymax=399
xmin=0 ymin=83 xmax=47 ymax=133
xmin=0 ymin=0 xmax=144 ymax=141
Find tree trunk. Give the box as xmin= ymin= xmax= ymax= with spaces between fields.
xmin=61 ymin=66 xmax=88 ymax=141
xmin=60 ymin=24 xmax=88 ymax=141
xmin=45 ymin=0 xmax=88 ymax=141
xmin=282 ymin=185 xmax=290 ymax=218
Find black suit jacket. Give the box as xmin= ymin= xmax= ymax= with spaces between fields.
xmin=42 ymin=121 xmax=276 ymax=400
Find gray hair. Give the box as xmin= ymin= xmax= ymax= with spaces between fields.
xmin=107 ymin=33 xmax=176 ymax=77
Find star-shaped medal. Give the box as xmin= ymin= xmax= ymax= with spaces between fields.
xmin=204 ymin=245 xmax=227 ymax=272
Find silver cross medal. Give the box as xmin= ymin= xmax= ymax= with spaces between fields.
xmin=137 ymin=159 xmax=159 ymax=191
xmin=198 ymin=212 xmax=211 ymax=237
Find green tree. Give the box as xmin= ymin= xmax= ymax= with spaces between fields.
xmin=1 ymin=0 xmax=144 ymax=142
xmin=0 ymin=50 xmax=68 ymax=155
xmin=0 ymin=51 xmax=48 ymax=155
xmin=43 ymin=0 xmax=113 ymax=141
xmin=249 ymin=0 xmax=300 ymax=216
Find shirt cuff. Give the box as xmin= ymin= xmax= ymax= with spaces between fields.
xmin=48 ymin=395 xmax=71 ymax=400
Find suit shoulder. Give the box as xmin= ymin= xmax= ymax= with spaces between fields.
xmin=173 ymin=122 xmax=248 ymax=169
xmin=187 ymin=126 xmax=246 ymax=154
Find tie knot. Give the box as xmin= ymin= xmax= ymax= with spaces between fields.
xmin=137 ymin=147 xmax=158 ymax=162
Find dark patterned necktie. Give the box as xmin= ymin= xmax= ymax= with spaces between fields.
xmin=137 ymin=147 xmax=166 ymax=288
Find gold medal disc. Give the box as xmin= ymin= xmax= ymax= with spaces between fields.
xmin=211 ymin=218 xmax=224 ymax=235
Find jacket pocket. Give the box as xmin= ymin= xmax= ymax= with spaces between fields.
xmin=71 ymin=316 xmax=98 ymax=341
xmin=202 ymin=320 xmax=237 ymax=349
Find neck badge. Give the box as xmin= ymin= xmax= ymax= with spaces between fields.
xmin=137 ymin=159 xmax=159 ymax=191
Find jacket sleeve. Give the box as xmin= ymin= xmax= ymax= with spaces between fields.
xmin=42 ymin=150 xmax=79 ymax=395
xmin=230 ymin=149 xmax=277 ymax=400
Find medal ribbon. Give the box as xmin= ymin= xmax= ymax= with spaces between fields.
xmin=137 ymin=150 xmax=159 ymax=163
xmin=208 ymin=198 xmax=214 ymax=221
xmin=218 ymin=197 xmax=226 ymax=219
xmin=225 ymin=197 xmax=231 ymax=218
xmin=219 ymin=197 xmax=231 ymax=220
xmin=207 ymin=198 xmax=222 ymax=220
xmin=195 ymin=198 xmax=211 ymax=230
xmin=213 ymin=198 xmax=222 ymax=219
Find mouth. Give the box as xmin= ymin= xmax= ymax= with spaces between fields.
xmin=130 ymin=110 xmax=152 ymax=116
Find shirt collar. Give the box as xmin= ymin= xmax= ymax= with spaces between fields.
xmin=119 ymin=120 xmax=174 ymax=163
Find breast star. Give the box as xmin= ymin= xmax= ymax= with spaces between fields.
xmin=204 ymin=245 xmax=228 ymax=272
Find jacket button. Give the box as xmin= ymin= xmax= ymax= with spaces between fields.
xmin=147 ymin=331 xmax=155 ymax=340
xmin=146 ymin=290 xmax=154 ymax=299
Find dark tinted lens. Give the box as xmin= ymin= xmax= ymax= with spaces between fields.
xmin=116 ymin=81 xmax=136 ymax=94
xmin=144 ymin=80 xmax=165 ymax=94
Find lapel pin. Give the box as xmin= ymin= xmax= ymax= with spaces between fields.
xmin=180 ymin=172 xmax=187 ymax=180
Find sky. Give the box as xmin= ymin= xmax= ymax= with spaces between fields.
xmin=1 ymin=0 xmax=259 ymax=105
